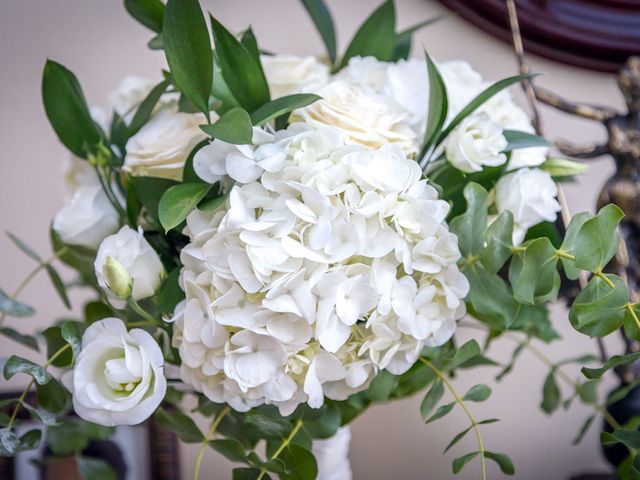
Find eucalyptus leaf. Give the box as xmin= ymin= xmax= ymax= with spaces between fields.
xmin=479 ymin=210 xmax=513 ymax=273
xmin=573 ymin=204 xmax=624 ymax=273
xmin=485 ymin=451 xmax=515 ymax=475
xmin=154 ymin=407 xmax=203 ymax=443
xmin=582 ymin=351 xmax=640 ymax=379
xmin=200 ymin=107 xmax=253 ymax=144
xmin=452 ymin=451 xmax=479 ymax=474
xmin=508 ymin=237 xmax=558 ymax=305
xmin=368 ymin=370 xmax=399 ymax=402
xmin=279 ymin=444 xmax=318 ymax=480
xmin=41 ymin=326 xmax=74 ymax=368
xmin=61 ymin=321 xmax=82 ymax=361
xmin=624 ymin=303 xmax=640 ymax=342
xmin=163 ymin=0 xmax=213 ymax=120
xmin=124 ymin=0 xmax=164 ymax=33
xmin=300 ymin=0 xmax=337 ymax=64
xmin=77 ymin=456 xmax=117 ymax=480
xmin=3 ymin=355 xmax=51 ymax=385
xmin=540 ymin=371 xmax=560 ymax=414
xmin=210 ymin=438 xmax=247 ymax=463
xmin=250 ymin=94 xmax=322 ymax=126
xmin=36 ymin=377 xmax=69 ymax=413
xmin=463 ymin=384 xmax=491 ymax=402
xmin=426 ymin=401 xmax=455 ymax=423
xmin=42 ymin=60 xmax=105 ymax=159
xmin=1 ymin=327 xmax=38 ymax=351
xmin=449 ymin=182 xmax=488 ymax=257
xmin=338 ymin=0 xmax=395 ymax=69
xmin=0 ymin=289 xmax=34 ymax=318
xmin=573 ymin=415 xmax=596 ymax=445
xmin=210 ymin=14 xmax=270 ymax=112
xmin=443 ymin=425 xmax=472 ymax=453
xmin=464 ymin=265 xmax=517 ymax=329
xmin=46 ymin=265 xmax=71 ymax=309
xmin=569 ymin=274 xmax=628 ymax=337
xmin=158 ymin=182 xmax=212 ymax=232
xmin=233 ymin=468 xmax=265 ymax=480
xmin=441 ymin=340 xmax=482 ymax=372
xmin=6 ymin=232 xmax=41 ymax=262
xmin=502 ymin=130 xmax=551 ymax=151
xmin=420 ymin=379 xmax=444 ymax=421
xmin=558 ymin=211 xmax=591 ymax=280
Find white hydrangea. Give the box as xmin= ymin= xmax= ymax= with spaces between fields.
xmin=171 ymin=123 xmax=469 ymax=415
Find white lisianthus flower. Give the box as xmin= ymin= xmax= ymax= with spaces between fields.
xmin=53 ymin=183 xmax=120 ymax=249
xmin=445 ymin=113 xmax=508 ymax=173
xmin=64 ymin=318 xmax=166 ymax=426
xmin=123 ymin=107 xmax=212 ymax=181
xmin=290 ymin=81 xmax=417 ymax=154
xmin=172 ymin=123 xmax=468 ymax=415
xmin=495 ymin=168 xmax=561 ymax=243
xmin=95 ymin=225 xmax=165 ymax=300
xmin=313 ymin=426 xmax=353 ymax=480
xmin=261 ymin=54 xmax=329 ymax=99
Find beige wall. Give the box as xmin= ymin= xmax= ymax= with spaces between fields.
xmin=0 ymin=0 xmax=626 ymax=478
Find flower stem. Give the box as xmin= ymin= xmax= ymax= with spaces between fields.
xmin=257 ymin=419 xmax=304 ymax=480
xmin=193 ymin=405 xmax=230 ymax=480
xmin=6 ymin=343 xmax=71 ymax=431
xmin=419 ymin=357 xmax=487 ymax=480
xmin=0 ymin=247 xmax=68 ymax=328
xmin=128 ymin=298 xmax=160 ymax=325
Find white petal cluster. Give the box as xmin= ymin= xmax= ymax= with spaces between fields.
xmin=261 ymin=55 xmax=329 ymax=99
xmin=445 ymin=113 xmax=507 ymax=173
xmin=172 ymin=123 xmax=468 ymax=414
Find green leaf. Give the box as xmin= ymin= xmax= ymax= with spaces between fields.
xmin=419 ymin=53 xmax=448 ymax=159
xmin=61 ymin=321 xmax=82 ymax=361
xmin=127 ymin=78 xmax=171 ymax=137
xmin=608 ymin=379 xmax=640 ymax=406
xmin=607 ymin=429 xmax=640 ymax=450
xmin=84 ymin=301 xmax=114 ymax=324
xmin=3 ymin=355 xmax=51 ymax=384
xmin=210 ymin=438 xmax=247 ymax=462
xmin=441 ymin=340 xmax=482 ymax=372
xmin=624 ymin=304 xmax=640 ymax=342
xmin=573 ymin=204 xmax=624 ymax=273
xmin=279 ymin=444 xmax=318 ymax=480
xmin=392 ymin=16 xmax=444 ymax=61
xmin=77 ymin=456 xmax=117 ymax=480
xmin=464 ymin=265 xmax=517 ymax=329
xmin=158 ymin=182 xmax=212 ymax=232
xmin=573 ymin=415 xmax=596 ymax=445
xmin=0 ymin=288 xmax=35 ymax=317
xmin=0 ymin=327 xmax=38 ymax=351
xmin=163 ymin=0 xmax=213 ymax=119
xmin=541 ymin=157 xmax=588 ymax=177
xmin=559 ymin=211 xmax=591 ymax=280
xmin=6 ymin=232 xmax=42 ymax=262
xmin=444 ymin=426 xmax=472 ymax=453
xmin=449 ymin=182 xmax=488 ymax=257
xmin=244 ymin=409 xmax=291 ymax=440
xmin=233 ymin=468 xmax=264 ymax=480
xmin=154 ymin=407 xmax=203 ymax=443
xmin=426 ymin=401 xmax=455 ymax=423
xmin=42 ymin=60 xmax=104 ymax=159
xmin=240 ymin=28 xmax=261 ymax=64
xmin=452 ymin=451 xmax=479 ymax=474
xmin=300 ymin=0 xmax=337 ymax=64
xmin=124 ymin=0 xmax=164 ymax=33
xmin=485 ymin=451 xmax=515 ymax=475
xmin=502 ymin=130 xmax=551 ymax=151
xmin=210 ymin=14 xmax=270 ymax=112
xmin=156 ymin=268 xmax=184 ymax=315
xmin=338 ymin=0 xmax=396 ymax=69
xmin=300 ymin=403 xmax=341 ymax=439
xmin=436 ymin=73 xmax=538 ymax=147
xmin=368 ymin=370 xmax=399 ymax=402
xmin=250 ymin=94 xmax=322 ymax=126
xmin=508 ymin=237 xmax=559 ymax=304
xmin=199 ymin=193 xmax=228 ymax=212
xmin=569 ymin=274 xmax=628 ymax=337
xmin=581 ymin=351 xmax=640 ymax=379
xmin=46 ymin=265 xmax=71 ymax=309
xmin=20 ymin=401 xmax=58 ymax=426
xmin=540 ymin=371 xmax=561 ymax=414
xmin=479 ymin=211 xmax=513 ymax=273
xmin=200 ymin=107 xmax=253 ymax=144
xmin=420 ymin=379 xmax=444 ymax=421
xmin=0 ymin=428 xmax=41 ymax=456
xmin=148 ymin=32 xmax=164 ymax=50
xmin=41 ymin=326 xmax=74 ymax=368
xmin=576 ymin=379 xmax=599 ymax=404
xmin=130 ymin=176 xmax=179 ymax=219
xmin=463 ymin=384 xmax=491 ymax=402
xmin=37 ymin=377 xmax=69 ymax=413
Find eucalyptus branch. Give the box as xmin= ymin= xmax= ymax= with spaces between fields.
xmin=257 ymin=419 xmax=304 ymax=480
xmin=193 ymin=405 xmax=231 ymax=480
xmin=419 ymin=357 xmax=487 ymax=480
xmin=6 ymin=343 xmax=71 ymax=431
xmin=0 ymin=247 xmax=68 ymax=328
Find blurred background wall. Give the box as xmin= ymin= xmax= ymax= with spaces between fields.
xmin=0 ymin=0 xmax=626 ymax=478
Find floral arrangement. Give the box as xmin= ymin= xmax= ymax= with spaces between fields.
xmin=2 ymin=0 xmax=640 ymax=479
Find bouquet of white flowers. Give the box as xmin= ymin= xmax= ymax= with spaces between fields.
xmin=2 ymin=0 xmax=639 ymax=478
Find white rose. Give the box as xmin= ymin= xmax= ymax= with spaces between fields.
xmin=123 ymin=107 xmax=211 ymax=181
xmin=53 ymin=183 xmax=120 ymax=249
xmin=337 ymin=56 xmax=389 ymax=93
xmin=95 ymin=225 xmax=165 ymax=300
xmin=261 ymin=54 xmax=329 ymax=98
xmin=445 ymin=113 xmax=508 ymax=173
xmin=495 ymin=168 xmax=561 ymax=243
xmin=290 ymin=80 xmax=417 ymax=154
xmin=66 ymin=318 xmax=166 ymax=426
xmin=108 ymin=76 xmax=157 ymax=121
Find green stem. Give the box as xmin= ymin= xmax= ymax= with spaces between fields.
xmin=594 ymin=270 xmax=615 ymax=288
xmin=95 ymin=165 xmax=125 ymax=218
xmin=128 ymin=298 xmax=160 ymax=325
xmin=6 ymin=343 xmax=71 ymax=430
xmin=419 ymin=357 xmax=487 ymax=480
xmin=554 ymin=250 xmax=575 ymax=261
xmin=626 ymin=304 xmax=640 ymax=334
xmin=0 ymin=247 xmax=68 ymax=328
xmin=193 ymin=406 xmax=230 ymax=480
xmin=257 ymin=419 xmax=304 ymax=480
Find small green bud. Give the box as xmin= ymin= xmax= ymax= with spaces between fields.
xmin=103 ymin=256 xmax=132 ymax=299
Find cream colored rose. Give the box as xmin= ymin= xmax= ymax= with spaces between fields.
xmin=261 ymin=54 xmax=329 ymax=98
xmin=123 ymin=107 xmax=211 ymax=181
xmin=445 ymin=113 xmax=507 ymax=173
xmin=290 ymin=81 xmax=417 ymax=153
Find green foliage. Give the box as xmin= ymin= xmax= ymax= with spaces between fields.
xmin=0 ymin=428 xmax=42 ymax=456
xmin=210 ymin=14 xmax=270 ymax=112
xmin=541 ymin=157 xmax=588 ymax=177
xmin=42 ymin=60 xmax=105 ymax=159
xmin=485 ymin=451 xmax=515 ymax=475
xmin=299 ymin=0 xmax=337 ymax=63
xmin=0 ymin=289 xmax=34 ymax=317
xmin=581 ymin=352 xmax=640 ymax=379
xmin=558 ymin=211 xmax=590 ymax=280
xmin=420 ymin=54 xmax=448 ymax=160
xmin=479 ymin=211 xmax=513 ymax=274
xmin=452 ymin=452 xmax=479 ymax=474
xmin=156 ymin=267 xmax=184 ymax=315
xmin=200 ymin=107 xmax=254 ymax=144
xmin=154 ymin=407 xmax=203 ymax=443
xmin=338 ymin=0 xmax=396 ymax=69
xmin=0 ymin=327 xmax=38 ymax=351
xmin=367 ymin=370 xmax=399 ymax=402
xmin=46 ymin=419 xmax=114 ymax=456
xmin=573 ymin=204 xmax=624 ymax=273
xmin=569 ymin=274 xmax=628 ymax=337
xmin=509 ymin=237 xmax=559 ymax=304
xmin=573 ymin=415 xmax=596 ymax=445
xmin=77 ymin=456 xmax=118 ymax=480
xmin=163 ymin=0 xmax=213 ymax=120
xmin=158 ymin=182 xmax=212 ymax=232
xmin=450 ymin=183 xmax=488 ymax=257
xmin=420 ymin=379 xmax=444 ymax=421
xmin=124 ymin=0 xmax=164 ymax=33
xmin=3 ymin=355 xmax=51 ymax=384
xmin=502 ymin=130 xmax=551 ymax=151
xmin=279 ymin=444 xmax=318 ymax=480
xmin=392 ymin=16 xmax=444 ymax=61
xmin=250 ymin=94 xmax=322 ymax=127
xmin=127 ymin=78 xmax=171 ymax=137
xmin=210 ymin=438 xmax=247 ymax=463
xmin=463 ymin=384 xmax=491 ymax=402
xmin=540 ymin=371 xmax=561 ymax=414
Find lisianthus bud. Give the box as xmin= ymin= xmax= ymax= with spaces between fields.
xmin=102 ymin=256 xmax=133 ymax=299
xmin=95 ymin=226 xmax=165 ymax=301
